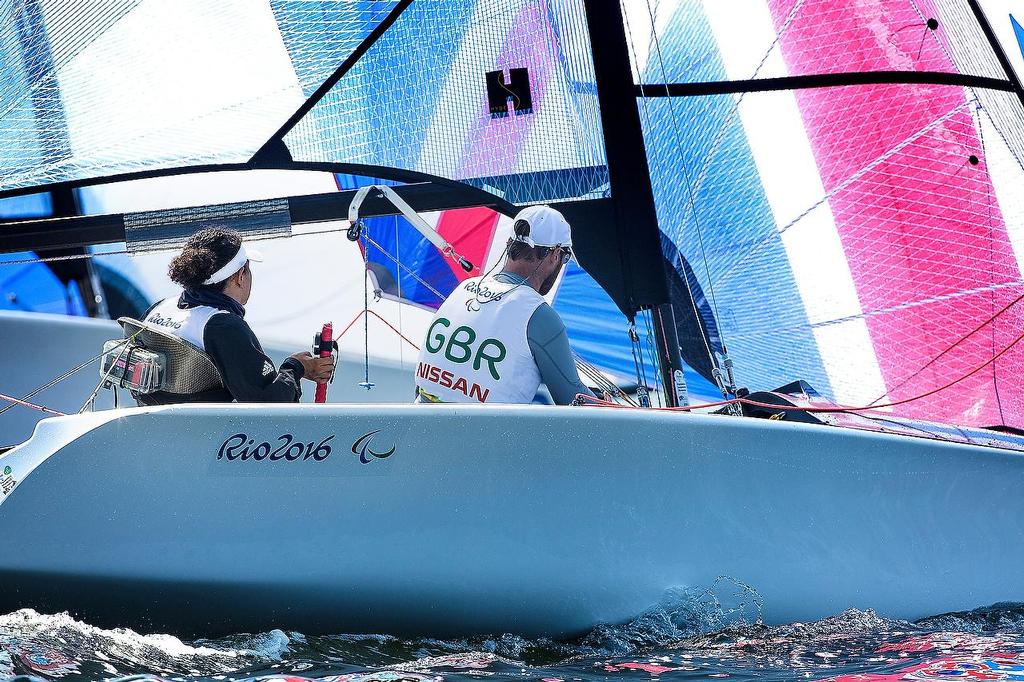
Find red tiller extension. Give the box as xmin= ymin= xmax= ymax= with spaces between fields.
xmin=313 ymin=322 xmax=335 ymax=403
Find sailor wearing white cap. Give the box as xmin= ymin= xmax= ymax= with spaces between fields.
xmin=415 ymin=205 xmax=595 ymax=405
xmin=137 ymin=227 xmax=334 ymax=405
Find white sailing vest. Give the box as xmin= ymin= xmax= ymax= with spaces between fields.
xmin=416 ymin=276 xmax=544 ymax=404
xmin=144 ymin=298 xmax=227 ymax=351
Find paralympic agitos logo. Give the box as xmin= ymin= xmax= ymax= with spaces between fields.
xmin=350 ymin=430 xmax=395 ymax=463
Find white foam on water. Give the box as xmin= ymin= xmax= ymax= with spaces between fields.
xmin=0 ymin=608 xmax=291 ymax=678
xmin=0 ymin=609 xmax=235 ymax=659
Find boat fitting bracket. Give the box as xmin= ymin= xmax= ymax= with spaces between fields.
xmin=348 ymin=185 xmax=475 ymax=273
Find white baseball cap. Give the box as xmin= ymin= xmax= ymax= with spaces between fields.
xmin=511 ymin=205 xmax=572 ymax=248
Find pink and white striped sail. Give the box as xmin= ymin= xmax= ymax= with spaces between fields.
xmin=637 ymin=0 xmax=1024 ymax=426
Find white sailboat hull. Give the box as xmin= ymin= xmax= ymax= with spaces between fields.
xmin=0 ymin=403 xmax=1021 ymax=637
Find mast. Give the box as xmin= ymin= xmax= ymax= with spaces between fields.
xmin=582 ymin=0 xmax=686 ymax=406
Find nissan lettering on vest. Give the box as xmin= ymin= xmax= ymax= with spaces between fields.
xmin=416 ymin=361 xmax=491 ymax=402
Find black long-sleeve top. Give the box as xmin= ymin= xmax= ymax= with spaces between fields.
xmin=136 ymin=294 xmax=303 ymax=406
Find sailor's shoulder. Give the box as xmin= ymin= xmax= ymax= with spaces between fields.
xmin=458 ymin=275 xmax=486 ymax=290
xmin=146 ymin=296 xmax=178 ymax=316
xmin=203 ymin=312 xmax=261 ymax=355
xmin=507 ymin=282 xmax=546 ymax=306
xmin=203 ymin=310 xmax=247 ymax=331
xmin=527 ymin=301 xmax=566 ymax=334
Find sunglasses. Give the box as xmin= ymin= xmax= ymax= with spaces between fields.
xmin=556 ymin=245 xmax=572 ymax=264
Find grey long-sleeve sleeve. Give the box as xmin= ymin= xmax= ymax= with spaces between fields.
xmin=526 ymin=303 xmax=595 ymax=405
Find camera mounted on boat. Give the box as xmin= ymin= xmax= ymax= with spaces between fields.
xmin=99 ymin=318 xmax=224 ymax=395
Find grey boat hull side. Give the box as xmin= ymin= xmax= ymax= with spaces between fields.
xmin=0 ymin=403 xmax=1021 ymax=637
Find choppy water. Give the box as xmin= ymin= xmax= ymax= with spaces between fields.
xmin=3 ymin=590 xmax=1024 ymax=682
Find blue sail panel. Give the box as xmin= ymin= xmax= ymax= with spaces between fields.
xmin=637 ymin=2 xmax=834 ymax=398
xmin=553 ymin=262 xmax=720 ymax=401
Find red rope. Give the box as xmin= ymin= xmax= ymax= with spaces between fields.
xmin=336 ymin=309 xmax=420 ymax=350
xmin=0 ymin=392 xmax=66 ymax=416
xmin=867 ymin=289 xmax=1024 ymax=406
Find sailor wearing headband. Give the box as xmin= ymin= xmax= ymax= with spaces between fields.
xmin=136 ymin=227 xmax=334 ymax=405
xmin=415 ymin=205 xmax=594 ymax=405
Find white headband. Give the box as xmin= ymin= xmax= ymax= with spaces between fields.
xmin=202 ymin=244 xmax=262 ymax=285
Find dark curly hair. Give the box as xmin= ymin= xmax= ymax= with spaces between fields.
xmin=168 ymin=227 xmax=243 ymax=290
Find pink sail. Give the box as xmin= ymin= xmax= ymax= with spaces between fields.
xmin=767 ymin=0 xmax=1024 ymax=426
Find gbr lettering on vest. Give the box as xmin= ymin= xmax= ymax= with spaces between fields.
xmin=416 ymin=276 xmax=544 ymax=403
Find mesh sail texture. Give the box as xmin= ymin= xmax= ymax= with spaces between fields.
xmin=271 ymin=1 xmax=402 ymax=95
xmin=636 ymin=0 xmax=1024 ymax=427
xmin=628 ymin=0 xmax=1007 ymax=85
xmin=0 ymin=0 xmax=397 ymax=194
xmin=123 ymin=199 xmax=292 ymax=254
xmin=284 ymin=0 xmax=608 ymax=206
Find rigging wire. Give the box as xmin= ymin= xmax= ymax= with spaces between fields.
xmin=617 ymin=1 xmax=687 ymax=399
xmin=577 ymin=318 xmax=1024 ymax=415
xmin=622 ymin=0 xmax=741 ymax=402
xmin=0 ymin=391 xmax=65 ymax=416
xmin=572 ymin=354 xmax=639 ymax=407
xmin=335 ymin=308 xmax=421 ymax=351
xmin=395 ymin=212 xmax=405 ymax=369
xmin=0 ymin=333 xmax=141 ymax=418
xmin=641 ymin=309 xmax=664 ymax=407
xmin=79 ymin=337 xmax=133 ymax=413
xmin=360 ymin=231 xmax=447 ymax=302
xmin=627 ymin=323 xmax=652 ymax=407
xmin=358 ymin=228 xmax=376 ymax=390
xmin=633 ymin=0 xmax=728 ymax=356
xmin=976 ymin=98 xmax=1008 ymax=424
xmin=0 ymin=345 xmax=113 ymax=417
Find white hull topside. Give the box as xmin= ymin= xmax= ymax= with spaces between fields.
xmin=0 ymin=402 xmax=1021 ymax=638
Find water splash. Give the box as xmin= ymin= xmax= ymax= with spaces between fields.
xmin=4 ymin=600 xmax=1024 ymax=682
xmin=915 ymin=603 xmax=1024 ymax=634
xmin=0 ymin=609 xmax=287 ymax=679
xmin=580 ymin=577 xmax=765 ymax=656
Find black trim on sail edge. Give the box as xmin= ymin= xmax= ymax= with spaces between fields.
xmin=637 ymin=71 xmax=1015 ymax=98
xmin=249 ymin=0 xmax=415 ymax=165
xmin=581 ymin=0 xmax=668 ymax=316
xmin=966 ymin=0 xmax=1024 ymax=112
xmin=583 ymin=0 xmax=685 ymax=406
xmin=0 ymin=182 xmax=515 ymax=254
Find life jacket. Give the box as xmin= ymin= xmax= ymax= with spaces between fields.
xmin=415 ymin=276 xmax=543 ymax=404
